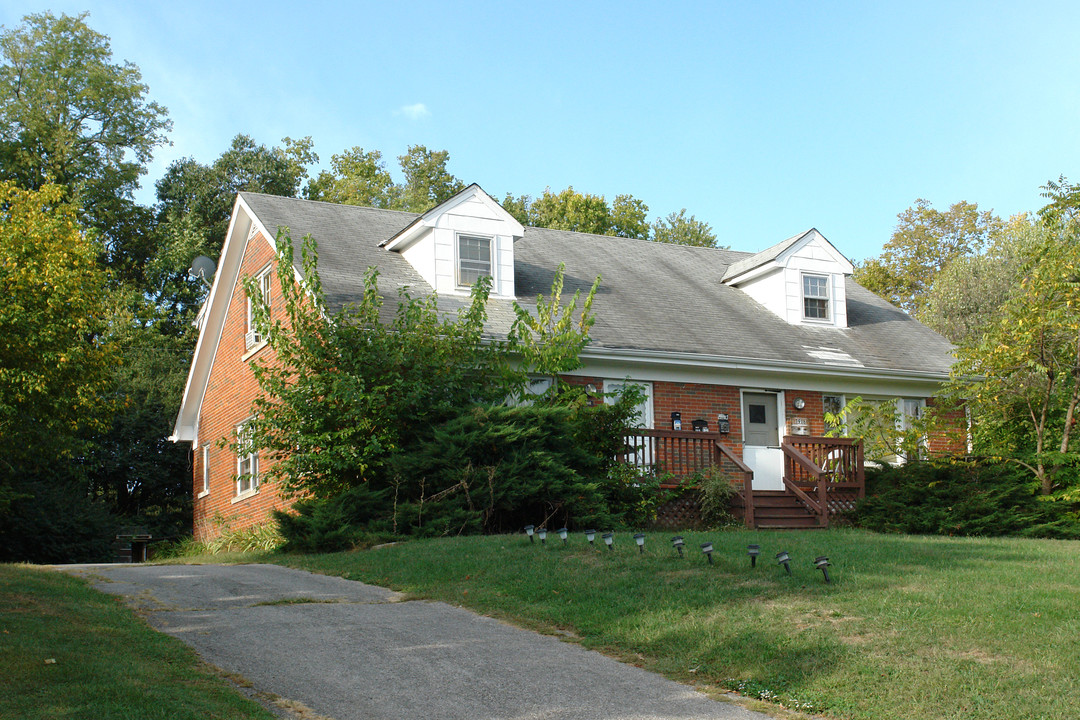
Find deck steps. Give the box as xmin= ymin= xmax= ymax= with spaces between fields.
xmin=735 ymin=489 xmax=824 ymax=529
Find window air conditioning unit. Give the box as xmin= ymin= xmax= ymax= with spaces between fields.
xmin=245 ymin=331 xmax=262 ymax=349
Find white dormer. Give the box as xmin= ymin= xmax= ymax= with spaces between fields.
xmin=722 ymin=229 xmax=854 ymax=328
xmin=381 ymin=184 xmax=524 ymax=297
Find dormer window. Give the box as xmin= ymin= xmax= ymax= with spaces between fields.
xmin=802 ymin=273 xmax=830 ymax=321
xmin=457 ymin=234 xmax=492 ymax=287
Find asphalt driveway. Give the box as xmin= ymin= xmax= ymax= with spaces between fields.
xmin=63 ymin=563 xmax=772 ymax=720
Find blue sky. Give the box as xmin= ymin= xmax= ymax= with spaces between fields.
xmin=3 ymin=1 xmax=1078 ymax=260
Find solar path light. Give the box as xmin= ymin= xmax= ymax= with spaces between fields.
xmin=776 ymin=550 xmax=792 ymax=576
xmin=538 ymin=527 xmax=547 ymax=545
xmin=558 ymin=528 xmax=568 ymax=544
xmin=671 ymin=536 xmax=685 ymax=557
xmin=585 ymin=529 xmax=596 ymax=545
xmin=815 ymin=556 xmax=832 ymax=583
xmin=701 ymin=541 xmax=715 ymax=564
xmin=748 ymin=544 xmax=761 ymax=567
xmin=634 ymin=533 xmax=646 ymax=554
xmin=602 ymin=532 xmax=614 ymax=551
xmin=524 ymin=525 xmax=535 ymax=543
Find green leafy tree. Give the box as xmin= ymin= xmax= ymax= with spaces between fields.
xmin=528 ymin=186 xmax=613 ymax=235
xmin=951 ymin=224 xmax=1080 ymax=495
xmin=0 ymin=11 xmax=171 ymax=271
xmin=304 ymin=147 xmax=397 ymax=208
xmin=0 ymin=183 xmax=116 ymax=506
xmin=397 ymin=145 xmax=465 ymax=212
xmin=609 ymin=194 xmax=650 ymax=240
xmin=650 ymin=208 xmax=720 ymax=248
xmin=855 ymin=199 xmax=1004 ymax=317
xmin=922 ymin=215 xmax=1038 ymax=344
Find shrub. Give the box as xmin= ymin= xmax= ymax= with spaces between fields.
xmin=0 ymin=477 xmax=117 ymax=563
xmin=697 ymin=466 xmax=740 ymax=528
xmin=855 ymin=461 xmax=1080 ymax=538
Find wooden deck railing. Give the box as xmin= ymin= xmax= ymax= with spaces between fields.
xmin=619 ymin=428 xmax=756 ymax=527
xmin=780 ymin=436 xmax=865 ymax=527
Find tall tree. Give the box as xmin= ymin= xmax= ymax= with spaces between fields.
xmin=0 ymin=184 xmax=116 ymax=496
xmin=855 ymin=199 xmax=1004 ymax=317
xmin=0 ymin=12 xmax=171 ymax=273
xmin=397 ymin=145 xmax=465 ymax=212
xmin=304 ymin=147 xmax=397 ymax=208
xmin=528 ymin=187 xmax=613 ymax=235
xmin=609 ymin=194 xmax=650 ymax=240
xmin=650 ymin=208 xmax=719 ymax=248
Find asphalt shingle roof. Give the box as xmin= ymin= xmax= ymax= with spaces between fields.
xmin=240 ymin=192 xmax=955 ymax=377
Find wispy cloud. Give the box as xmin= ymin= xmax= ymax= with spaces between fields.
xmin=396 ymin=102 xmax=431 ymax=121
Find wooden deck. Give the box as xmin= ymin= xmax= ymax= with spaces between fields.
xmin=619 ymin=430 xmax=864 ymax=528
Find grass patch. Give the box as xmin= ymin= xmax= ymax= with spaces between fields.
xmin=275 ymin=528 xmax=1080 ymax=720
xmin=0 ymin=564 xmax=276 ymax=720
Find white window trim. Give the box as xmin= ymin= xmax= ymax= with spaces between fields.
xmin=234 ymin=419 xmax=259 ymax=500
xmin=455 ymin=233 xmax=495 ymax=289
xmin=245 ymin=265 xmax=273 ymax=352
xmin=801 ymin=272 xmax=831 ymax=323
xmin=198 ymin=444 xmax=210 ymax=499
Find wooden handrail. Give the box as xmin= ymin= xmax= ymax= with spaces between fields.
xmin=714 ymin=440 xmax=755 ymax=528
xmin=783 ymin=476 xmax=825 ymax=521
xmin=781 ymin=441 xmax=825 ymax=481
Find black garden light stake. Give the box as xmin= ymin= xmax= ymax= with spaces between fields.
xmin=538 ymin=527 xmax=547 ymax=545
xmin=634 ymin=533 xmax=646 ymax=554
xmin=701 ymin=541 xmax=715 ymax=565
xmin=671 ymin=536 xmax=685 ymax=558
xmin=524 ymin=525 xmax=535 ymax=543
xmin=748 ymin=544 xmax=761 ymax=567
xmin=776 ymin=550 xmax=792 ymax=576
xmin=815 ymin=556 xmax=832 ymax=584
xmin=602 ymin=532 xmax=615 ymax=551
xmin=558 ymin=528 xmax=568 ymax=545
xmin=586 ymin=529 xmax=596 ymax=545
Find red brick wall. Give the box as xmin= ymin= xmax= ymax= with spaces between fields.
xmin=192 ymin=231 xmax=291 ymax=542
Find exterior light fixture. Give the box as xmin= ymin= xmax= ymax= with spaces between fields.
xmin=815 ymin=556 xmax=832 ymax=583
xmin=748 ymin=544 xmax=761 ymax=567
xmin=585 ymin=529 xmax=596 ymax=545
xmin=793 ymin=397 xmax=806 ymax=411
xmin=602 ymin=532 xmax=614 ymax=551
xmin=671 ymin=536 xmax=685 ymax=557
xmin=524 ymin=525 xmax=535 ymax=543
xmin=558 ymin=527 xmax=568 ymax=544
xmin=634 ymin=533 xmax=646 ymax=554
xmin=776 ymin=550 xmax=792 ymax=575
xmin=671 ymin=411 xmax=682 ymax=431
xmin=538 ymin=527 xmax=547 ymax=545
xmin=701 ymin=541 xmax=715 ymax=564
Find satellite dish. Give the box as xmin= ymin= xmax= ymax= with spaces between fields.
xmin=188 ymin=255 xmax=216 ymax=284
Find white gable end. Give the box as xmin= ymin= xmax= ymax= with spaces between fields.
xmin=384 ymin=184 xmax=523 ymax=297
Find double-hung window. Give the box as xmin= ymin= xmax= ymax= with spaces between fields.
xmin=457 ymin=234 xmax=492 ymax=287
xmin=235 ymin=420 xmax=258 ymax=497
xmin=802 ymin=274 xmax=830 ymax=320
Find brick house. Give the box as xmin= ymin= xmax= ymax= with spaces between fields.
xmin=172 ymin=185 xmax=960 ymax=539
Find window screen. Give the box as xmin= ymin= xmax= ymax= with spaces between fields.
xmin=458 ymin=235 xmax=492 ymax=286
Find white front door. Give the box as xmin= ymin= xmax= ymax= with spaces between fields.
xmin=742 ymin=391 xmax=784 ymax=490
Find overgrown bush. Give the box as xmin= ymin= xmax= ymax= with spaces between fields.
xmin=855 ymin=460 xmax=1080 ymax=538
xmin=697 ymin=466 xmax=740 ymax=528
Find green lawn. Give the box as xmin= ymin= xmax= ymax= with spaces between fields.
xmin=0 ymin=564 xmax=276 ymax=720
xmin=276 ymin=528 xmax=1080 ymax=720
